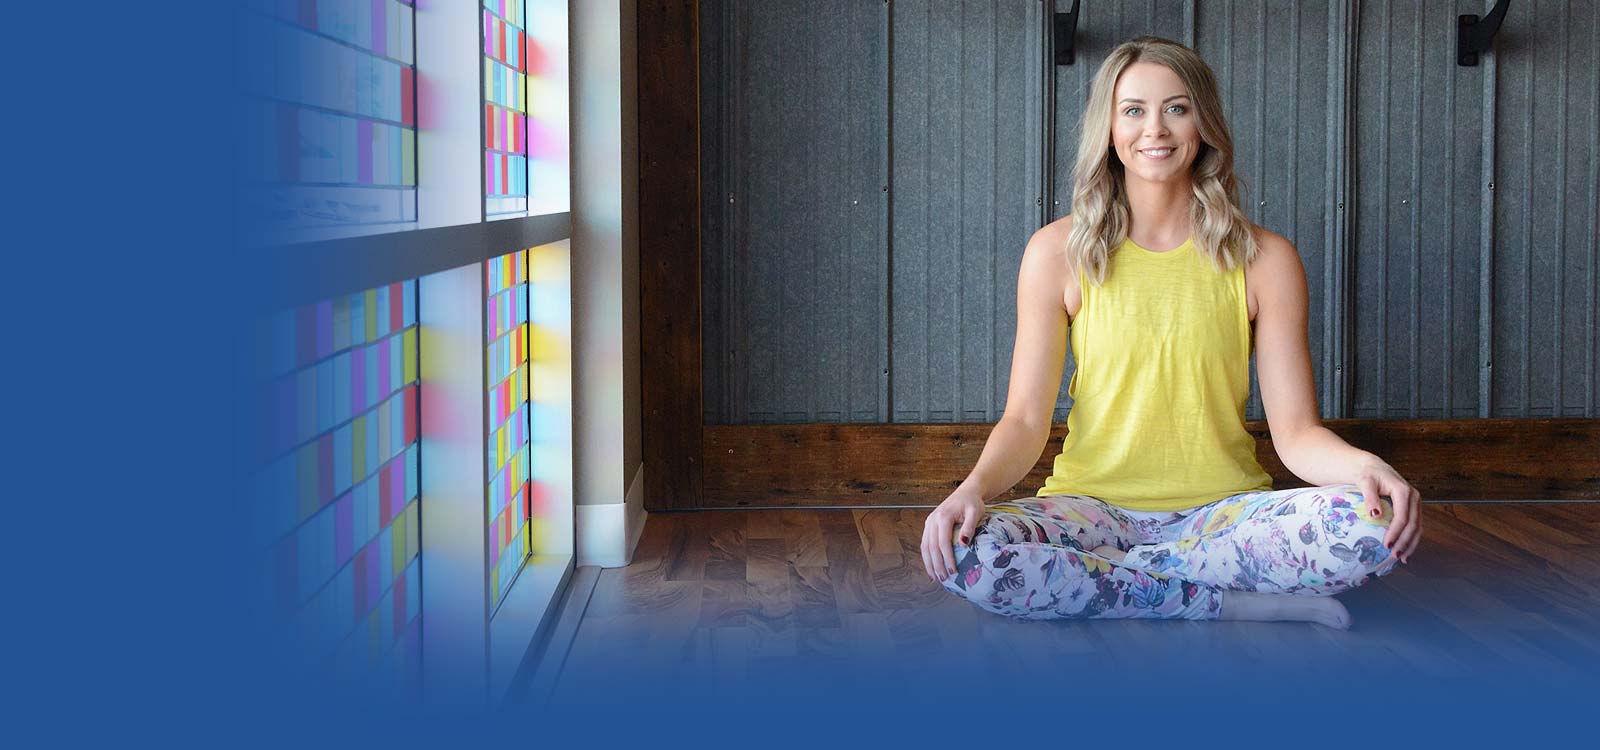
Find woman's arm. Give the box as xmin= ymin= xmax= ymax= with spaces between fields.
xmin=1250 ymin=229 xmax=1379 ymax=483
xmin=957 ymin=226 xmax=1070 ymax=503
xmin=1252 ymin=228 xmax=1423 ymax=562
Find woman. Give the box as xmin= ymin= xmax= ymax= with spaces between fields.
xmin=921 ymin=36 xmax=1422 ymax=629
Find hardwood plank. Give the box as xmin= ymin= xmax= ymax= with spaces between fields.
xmin=865 ymin=552 xmax=948 ymax=611
xmin=894 ymin=509 xmax=928 ymax=559
xmin=816 ymin=510 xmax=882 ymax=613
xmin=702 ymin=511 xmax=747 ymax=582
xmin=745 ymin=509 xmax=786 ymax=539
xmin=699 ymin=579 xmax=751 ymax=628
xmin=1414 ymin=508 xmax=1598 ymax=617
xmin=1447 ymin=504 xmax=1590 ymax=551
xmin=660 ymin=512 xmax=710 ymax=582
xmin=1518 ymin=503 xmax=1600 ymax=537
xmin=641 ymin=579 xmax=706 ymax=667
xmin=1432 ymin=506 xmax=1600 ymax=605
xmin=790 ymin=564 xmax=840 ymax=630
xmin=853 ymin=509 xmax=906 ymax=558
xmin=746 ymin=538 xmax=795 ymax=627
xmin=1444 ymin=505 xmax=1600 ymax=598
xmin=779 ymin=509 xmax=828 ymax=567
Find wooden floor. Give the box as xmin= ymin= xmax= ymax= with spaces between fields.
xmin=540 ymin=503 xmax=1600 ymax=705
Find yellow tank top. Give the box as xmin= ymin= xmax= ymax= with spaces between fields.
xmin=1035 ymin=235 xmax=1275 ymax=511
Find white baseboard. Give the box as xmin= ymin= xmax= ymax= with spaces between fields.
xmin=575 ymin=463 xmax=649 ymax=568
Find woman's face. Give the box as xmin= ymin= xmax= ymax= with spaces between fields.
xmin=1110 ymin=61 xmax=1201 ymax=185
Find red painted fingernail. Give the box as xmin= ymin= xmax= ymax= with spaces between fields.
xmin=1370 ymin=508 xmax=1380 ymax=517
xmin=961 ymin=535 xmax=969 ymax=544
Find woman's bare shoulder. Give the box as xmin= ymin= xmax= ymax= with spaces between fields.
xmin=1244 ymin=224 xmax=1301 ymax=321
xmin=1045 ymin=213 xmax=1074 ymax=237
xmin=1039 ymin=215 xmax=1079 ymax=320
xmin=1248 ymin=223 xmax=1295 ymax=260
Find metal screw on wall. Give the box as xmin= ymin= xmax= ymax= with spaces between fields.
xmin=1488 ymin=182 xmax=1495 ymax=190
xmin=1401 ymin=199 xmax=1408 ymax=204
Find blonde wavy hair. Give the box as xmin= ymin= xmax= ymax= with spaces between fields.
xmin=1064 ymin=36 xmax=1259 ymax=286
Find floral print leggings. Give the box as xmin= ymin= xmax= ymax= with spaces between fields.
xmin=939 ymin=483 xmax=1400 ymax=620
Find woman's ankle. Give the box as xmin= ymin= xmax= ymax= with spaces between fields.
xmin=1220 ymin=591 xmax=1352 ymax=629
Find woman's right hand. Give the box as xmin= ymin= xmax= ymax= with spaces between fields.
xmin=921 ymin=486 xmax=986 ymax=584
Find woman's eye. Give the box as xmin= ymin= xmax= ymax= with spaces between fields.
xmin=1126 ymin=105 xmax=1187 ymax=116
xmin=1126 ymin=105 xmax=1190 ymax=115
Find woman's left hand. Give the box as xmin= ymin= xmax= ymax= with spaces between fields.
xmin=1356 ymin=458 xmax=1422 ymax=564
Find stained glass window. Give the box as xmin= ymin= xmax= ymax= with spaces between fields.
xmin=238 ymin=0 xmax=418 ymax=232
xmin=483 ymin=0 xmax=568 ymax=217
xmin=251 ymin=280 xmax=422 ymax=687
xmin=483 ymin=1 xmax=528 ymax=217
xmin=486 ymin=251 xmax=531 ymax=607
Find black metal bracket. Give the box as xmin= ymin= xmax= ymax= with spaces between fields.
xmin=1054 ymin=0 xmax=1082 ymax=66
xmin=1458 ymin=0 xmax=1512 ymax=66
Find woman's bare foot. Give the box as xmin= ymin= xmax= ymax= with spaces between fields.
xmin=1091 ymin=544 xmax=1127 ymax=563
xmin=1220 ymin=591 xmax=1353 ymax=630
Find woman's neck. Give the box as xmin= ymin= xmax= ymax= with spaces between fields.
xmin=1123 ymin=175 xmax=1194 ymax=243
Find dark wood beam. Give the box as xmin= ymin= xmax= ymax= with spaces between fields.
xmin=701 ymin=418 xmax=1600 ymax=508
xmin=639 ymin=1 xmax=703 ymax=511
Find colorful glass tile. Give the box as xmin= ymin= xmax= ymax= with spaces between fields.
xmin=252 ymin=277 xmax=422 ymax=686
xmin=483 ymin=0 xmax=532 ymax=216
xmin=486 ymin=249 xmax=533 ymax=608
xmin=238 ymin=0 xmax=419 ymax=232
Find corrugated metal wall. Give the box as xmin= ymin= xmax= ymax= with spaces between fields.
xmin=701 ymin=0 xmax=1600 ymax=425
xmin=1485 ymin=0 xmax=1599 ymax=416
xmin=887 ymin=0 xmax=1049 ymax=422
xmin=1351 ymin=0 xmax=1493 ymax=419
xmin=700 ymin=0 xmax=890 ymax=424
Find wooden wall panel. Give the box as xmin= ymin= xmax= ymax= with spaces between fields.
xmin=641 ymin=0 xmax=703 ymax=511
xmin=701 ymin=418 xmax=1600 ymax=507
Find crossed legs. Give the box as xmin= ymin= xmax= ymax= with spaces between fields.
xmin=939 ymin=484 xmax=1399 ymax=627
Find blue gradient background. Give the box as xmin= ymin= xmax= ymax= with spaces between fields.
xmin=9 ymin=1 xmax=1595 ymax=746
